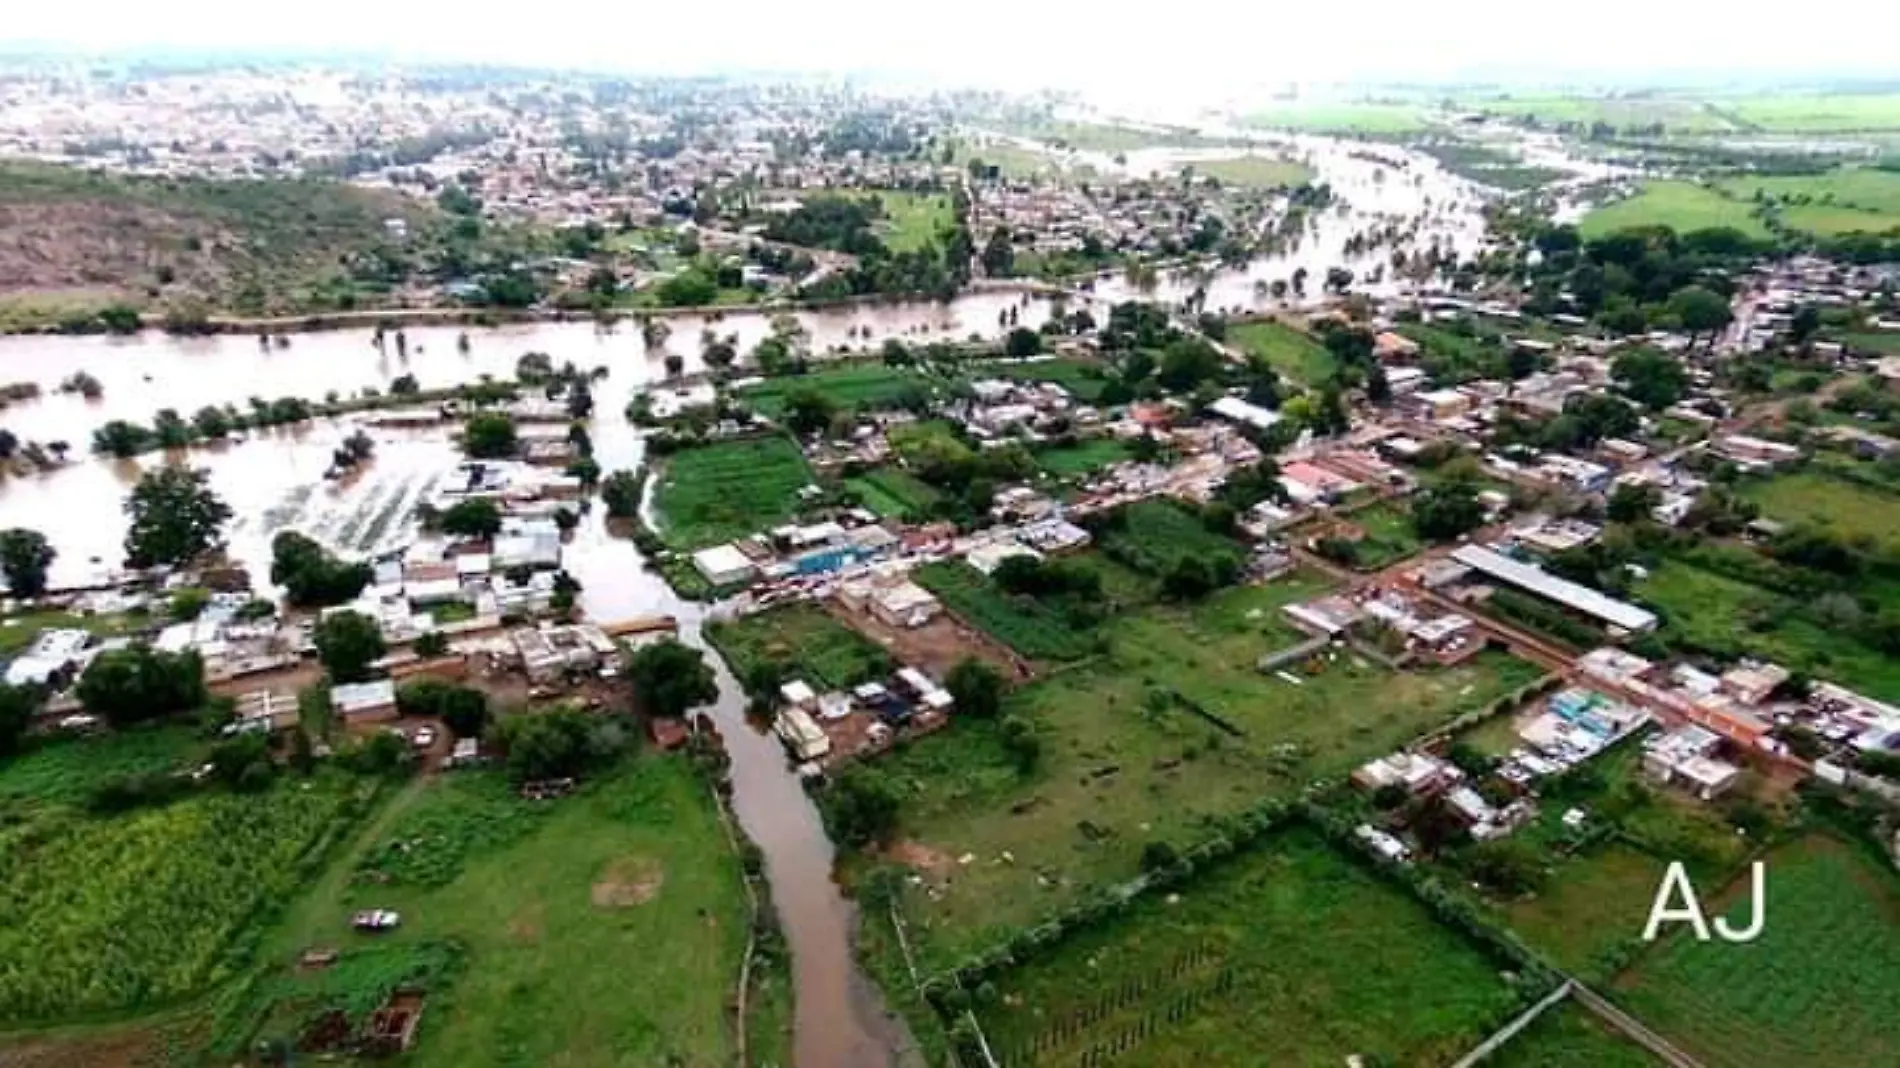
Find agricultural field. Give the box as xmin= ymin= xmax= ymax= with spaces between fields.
xmin=1418 ymin=142 xmax=1568 ymax=192
xmin=1578 ymin=182 xmax=1769 ymax=240
xmin=1615 ymin=834 xmax=1900 ymax=1068
xmin=1096 ymin=498 xmax=1247 ymax=577
xmin=735 ymin=363 xmax=934 ymax=419
xmin=1720 ymin=167 xmax=1900 ymax=234
xmin=844 ymin=465 xmax=943 ymax=520
xmin=1241 ymin=103 xmax=1431 ymax=134
xmin=859 ymin=571 xmax=1544 ymax=967
xmin=1738 ymin=469 xmax=1900 ymax=550
xmin=912 ymin=559 xmax=1105 ymax=662
xmin=1637 ymin=558 xmax=1900 ymax=702
xmin=985 ymin=357 xmax=1113 ymax=402
xmin=1455 ymin=95 xmax=1733 ymax=134
xmin=0 ymin=723 xmax=206 ymax=806
xmin=1189 ymin=154 xmax=1317 ymax=189
xmin=951 ymin=139 xmax=1062 ymax=181
xmin=1396 ymin=321 xmax=1512 ymax=384
xmin=0 ymin=608 xmax=143 ymax=656
xmin=1486 ymin=1004 xmax=1662 ymax=1068
xmin=1032 ymin=437 xmax=1134 ymax=478
xmin=1842 ymin=330 xmax=1900 ymax=354
xmin=0 ymin=762 xmax=376 ymax=1023
xmin=1228 ymin=319 xmax=1338 ymax=386
xmin=1720 ymin=92 xmax=1900 ymax=132
xmin=231 ymin=757 xmax=768 ymax=1068
xmin=705 ymin=602 xmax=894 ymax=690
xmin=650 ymin=435 xmax=816 ymax=549
xmin=972 ymin=828 xmax=1525 ymax=1067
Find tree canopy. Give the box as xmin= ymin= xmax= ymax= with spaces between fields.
xmin=123 ymin=467 xmax=232 ymax=570
xmin=461 ymin=412 xmax=519 ymax=459
xmin=76 ymin=646 xmax=207 ymax=727
xmin=313 ymin=610 xmax=385 ymax=683
xmin=628 ymin=639 xmax=717 ymax=718
xmin=0 ymin=528 xmax=55 ymax=598
xmin=270 ymin=531 xmax=372 ymax=607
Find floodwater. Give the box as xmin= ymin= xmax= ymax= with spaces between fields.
xmin=0 ymin=131 xmax=1500 ymax=1066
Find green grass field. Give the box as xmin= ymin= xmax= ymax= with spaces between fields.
xmin=1191 ymin=155 xmax=1317 ymax=189
xmin=1242 ymin=103 xmax=1431 ymax=134
xmin=859 ymin=570 xmax=1542 ymax=968
xmin=706 ymin=602 xmax=893 ymax=690
xmin=735 ymin=363 xmax=934 ymax=419
xmin=860 ymin=190 xmax=954 ymax=254
xmin=1458 ymin=95 xmax=1732 ymax=133
xmin=1719 ymin=168 xmax=1900 ymax=235
xmin=1033 ymin=437 xmax=1135 ymax=478
xmin=973 ymin=827 xmax=1524 ymax=1067
xmin=1098 ymin=499 xmax=1247 ymax=578
xmin=1638 ymin=558 xmax=1900 ymax=704
xmin=1739 ymin=469 xmax=1900 ymax=549
xmin=1722 ymin=93 xmax=1900 ymax=132
xmin=1344 ymin=500 xmax=1425 ymax=569
xmin=651 ymin=435 xmax=816 ymax=548
xmin=845 ymin=465 xmax=943 ymax=520
xmin=913 ymin=559 xmax=1105 ymax=662
xmin=1616 ymin=834 xmax=1900 ymax=1068
xmin=239 ymin=758 xmax=766 ymax=1068
xmin=0 ymin=608 xmax=144 ymax=657
xmin=1229 ymin=320 xmax=1338 ymax=386
xmin=1579 ymin=182 xmax=1769 ymax=240
xmin=1487 ymin=1004 xmax=1662 ymax=1067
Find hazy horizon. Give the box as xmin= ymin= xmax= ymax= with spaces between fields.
xmin=7 ymin=0 xmax=1900 ymax=105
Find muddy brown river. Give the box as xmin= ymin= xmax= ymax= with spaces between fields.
xmin=0 ymin=133 xmax=1512 ymax=1065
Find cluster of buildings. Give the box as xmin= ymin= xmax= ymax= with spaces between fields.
xmin=774 ymin=663 xmax=954 ymax=768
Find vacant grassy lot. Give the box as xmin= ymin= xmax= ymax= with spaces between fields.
xmin=1191 ymin=155 xmax=1317 ymax=189
xmin=706 ymin=602 xmax=893 ymax=690
xmin=1229 ymin=319 xmax=1337 ymax=385
xmin=861 ymin=571 xmax=1542 ymax=967
xmin=1459 ymin=95 xmax=1731 ymax=133
xmin=1617 ymin=834 xmax=1900 ymax=1068
xmin=0 ymin=608 xmax=144 ymax=656
xmin=1722 ymin=92 xmax=1900 ymax=132
xmin=1033 ymin=437 xmax=1134 ymax=478
xmin=0 ymin=766 xmax=374 ymax=1023
xmin=1343 ymin=500 xmax=1425 ymax=569
xmin=855 ymin=190 xmax=954 ymax=254
xmin=1739 ymin=469 xmax=1900 ymax=549
xmin=651 ymin=435 xmax=815 ymax=548
xmin=1637 ymin=558 xmax=1900 ymax=702
xmin=735 ymin=363 xmax=932 ymax=418
xmin=1579 ymin=182 xmax=1769 ymax=240
xmin=243 ymin=758 xmax=764 ymax=1068
xmin=1243 ymin=103 xmax=1430 ymax=134
xmin=913 ymin=559 xmax=1104 ymax=662
xmin=845 ymin=465 xmax=942 ymax=520
xmin=974 ymin=827 xmax=1523 ymax=1067
xmin=1487 ymin=1004 xmax=1662 ymax=1067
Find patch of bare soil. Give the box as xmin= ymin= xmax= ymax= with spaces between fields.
xmin=886 ymin=838 xmax=957 ymax=883
xmin=0 ymin=200 xmax=226 ymax=294
xmin=827 ymin=600 xmax=1031 ymax=681
xmin=508 ymin=900 xmax=545 ymax=942
xmin=591 ymin=856 xmax=665 ymax=908
xmin=0 ymin=1026 xmax=175 ymax=1068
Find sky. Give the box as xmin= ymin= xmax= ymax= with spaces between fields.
xmin=8 ymin=0 xmax=1900 ymax=100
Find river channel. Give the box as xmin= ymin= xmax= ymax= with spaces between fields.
xmin=0 ymin=132 xmax=1504 ymax=1066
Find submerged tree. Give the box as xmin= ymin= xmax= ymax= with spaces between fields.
xmin=123 ymin=467 xmax=232 ymax=570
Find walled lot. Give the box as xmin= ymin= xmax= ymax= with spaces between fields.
xmin=735 ymin=363 xmax=932 ymax=419
xmin=1228 ymin=319 xmax=1338 ymax=387
xmin=972 ymin=827 xmax=1523 ymax=1068
xmin=843 ymin=465 xmax=942 ymax=520
xmin=235 ymin=758 xmax=765 ymax=1068
xmin=707 ymin=602 xmax=894 ymax=690
xmin=1485 ymin=1004 xmax=1663 ymax=1068
xmin=651 ymin=435 xmax=816 ymax=549
xmin=860 ymin=571 xmax=1542 ymax=970
xmin=1613 ymin=834 xmax=1900 ymax=1068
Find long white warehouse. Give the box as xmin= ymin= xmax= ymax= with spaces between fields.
xmin=1452 ymin=544 xmax=1658 ymax=634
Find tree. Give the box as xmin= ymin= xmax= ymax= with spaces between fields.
xmin=601 ymin=470 xmax=642 ymax=518
xmin=1411 ymin=480 xmax=1485 ymax=542
xmin=490 ymin=706 xmax=622 ymax=782
xmin=76 ymin=646 xmax=206 ymax=726
xmin=783 ymin=388 xmax=839 ymax=437
xmin=0 ymin=529 xmax=55 ymax=598
xmin=981 ymin=227 xmax=1015 ymax=277
xmin=1666 ymin=285 xmax=1733 ymax=348
xmin=314 ymin=610 xmax=385 ymax=683
xmin=829 ymin=767 xmax=900 ymax=846
xmin=1611 ymin=349 xmax=1688 ymax=411
xmin=207 ymin=732 xmax=276 ymax=792
xmin=628 ymin=639 xmax=717 ymax=718
xmin=945 ymin=659 xmax=1004 ymax=719
xmin=270 ymin=531 xmax=372 ymax=607
xmin=414 ymin=631 xmax=450 ymax=658
xmin=461 ymin=412 xmax=518 ymax=459
xmin=0 ymin=682 xmax=38 ymax=756
xmin=1004 ymin=327 xmax=1042 ymax=358
xmin=397 ymin=678 xmax=490 ymax=737
xmin=440 ymin=498 xmax=504 ymax=538
xmin=1789 ymin=304 xmax=1821 ymax=346
xmin=1606 ymin=482 xmax=1662 ymax=524
xmin=123 ymin=467 xmax=231 ymax=569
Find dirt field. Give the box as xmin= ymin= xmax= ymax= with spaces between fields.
xmin=825 ymin=599 xmax=1029 ymax=681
